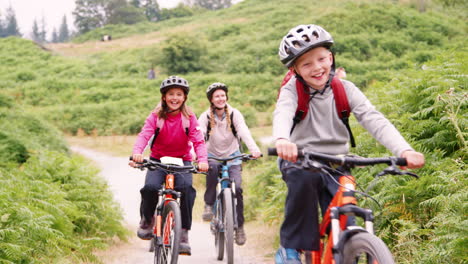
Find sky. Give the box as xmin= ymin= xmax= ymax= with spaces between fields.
xmin=0 ymin=0 xmax=181 ymax=39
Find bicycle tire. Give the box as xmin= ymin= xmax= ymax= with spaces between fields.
xmin=214 ymin=198 xmax=225 ymax=260
xmin=154 ymin=201 xmax=182 ymax=264
xmin=223 ymin=188 xmax=235 ymax=264
xmin=342 ymin=232 xmax=395 ymax=264
xmin=149 ymin=237 xmax=155 ymax=252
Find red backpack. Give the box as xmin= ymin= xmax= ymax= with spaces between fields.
xmin=280 ymin=70 xmax=356 ymax=147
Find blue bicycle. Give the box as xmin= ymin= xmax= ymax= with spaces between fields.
xmin=208 ymin=153 xmax=259 ymax=264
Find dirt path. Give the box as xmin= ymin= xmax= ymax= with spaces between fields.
xmin=70 ymin=146 xmax=273 ymax=264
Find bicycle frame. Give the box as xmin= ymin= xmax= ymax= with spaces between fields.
xmin=208 ymin=154 xmax=257 ymax=264
xmin=131 ymin=156 xmax=200 ymax=264
xmin=308 ymin=174 xmax=367 ymax=264
xmin=155 ymin=173 xmax=180 ymax=245
xmin=215 ymin=162 xmax=238 ymax=229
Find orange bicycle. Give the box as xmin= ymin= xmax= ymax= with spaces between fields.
xmin=131 ymin=156 xmax=204 ymax=264
xmin=268 ymin=148 xmax=418 ymax=264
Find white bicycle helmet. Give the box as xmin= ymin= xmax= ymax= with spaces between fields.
xmin=160 ymin=76 xmax=190 ymax=94
xmin=206 ymin=82 xmax=228 ymax=100
xmin=279 ymin=24 xmax=334 ymax=67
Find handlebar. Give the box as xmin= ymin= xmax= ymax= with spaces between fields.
xmin=267 ymin=148 xmax=407 ymax=167
xmin=129 ymin=156 xmax=204 ymax=174
xmin=208 ymin=153 xmax=262 ymax=163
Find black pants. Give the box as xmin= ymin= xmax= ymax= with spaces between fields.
xmin=204 ymin=161 xmax=244 ymax=227
xmin=279 ymin=159 xmax=349 ymax=251
xmin=139 ymin=160 xmax=196 ymax=230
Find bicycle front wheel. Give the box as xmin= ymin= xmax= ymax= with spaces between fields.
xmin=154 ymin=201 xmax=182 ymax=264
xmin=214 ymin=198 xmax=225 ymax=260
xmin=342 ymin=232 xmax=395 ymax=264
xmin=222 ymin=188 xmax=234 ymax=264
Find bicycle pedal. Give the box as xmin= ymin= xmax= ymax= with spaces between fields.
xmin=179 ymin=252 xmax=191 ymax=256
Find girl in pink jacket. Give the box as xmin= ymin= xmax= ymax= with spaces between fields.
xmin=130 ymin=76 xmax=208 ymax=255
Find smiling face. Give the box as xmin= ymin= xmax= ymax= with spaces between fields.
xmin=210 ymin=89 xmax=227 ymax=109
xmin=163 ymin=87 xmax=186 ymax=112
xmin=293 ymin=47 xmax=333 ymax=90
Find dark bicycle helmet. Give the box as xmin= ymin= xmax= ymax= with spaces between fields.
xmin=206 ymin=82 xmax=228 ymax=100
xmin=279 ymin=24 xmax=334 ymax=68
xmin=160 ymin=76 xmax=190 ymax=94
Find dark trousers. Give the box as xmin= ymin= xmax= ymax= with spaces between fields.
xmin=204 ymin=161 xmax=244 ymax=227
xmin=279 ymin=159 xmax=348 ymax=251
xmin=139 ymin=160 xmax=196 ymax=230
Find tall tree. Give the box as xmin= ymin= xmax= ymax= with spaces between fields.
xmin=58 ymin=15 xmax=70 ymax=42
xmin=4 ymin=6 xmax=21 ymax=37
xmin=73 ymin=0 xmax=106 ymax=34
xmin=141 ymin=0 xmax=160 ymax=22
xmin=0 ymin=10 xmax=5 ymax=37
xmin=193 ymin=0 xmax=232 ymax=10
xmin=30 ymin=19 xmax=42 ymax=42
xmin=51 ymin=28 xmax=59 ymax=43
xmin=130 ymin=0 xmax=140 ymax=8
xmin=40 ymin=16 xmax=47 ymax=42
xmin=106 ymin=0 xmax=145 ymax=25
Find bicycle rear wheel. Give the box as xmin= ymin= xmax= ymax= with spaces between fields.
xmin=342 ymin=232 xmax=395 ymax=264
xmin=154 ymin=201 xmax=182 ymax=264
xmin=222 ymin=188 xmax=234 ymax=264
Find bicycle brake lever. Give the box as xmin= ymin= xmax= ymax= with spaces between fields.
xmin=377 ymin=165 xmax=401 ymax=177
xmin=402 ymin=171 xmax=419 ymax=178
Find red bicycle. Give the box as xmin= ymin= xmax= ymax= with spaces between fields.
xmin=131 ymin=156 xmax=204 ymax=264
xmin=268 ymin=148 xmax=418 ymax=264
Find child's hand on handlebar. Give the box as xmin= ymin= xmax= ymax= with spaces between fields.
xmin=129 ymin=153 xmax=144 ymax=167
xmin=251 ymin=151 xmax=262 ymax=159
xmin=198 ymin=162 xmax=209 ymax=172
xmin=401 ymin=150 xmax=425 ymax=169
xmin=275 ymin=138 xmax=298 ymax=163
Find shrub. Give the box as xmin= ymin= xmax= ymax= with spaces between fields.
xmin=161 ymin=34 xmax=208 ymax=74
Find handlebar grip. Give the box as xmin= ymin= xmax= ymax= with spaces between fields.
xmin=267 ymin=148 xmax=278 ymax=156
xmin=267 ymin=148 xmax=304 ymax=157
xmin=396 ymin=158 xmax=407 ymax=166
xmin=129 ymin=156 xmax=147 ymax=163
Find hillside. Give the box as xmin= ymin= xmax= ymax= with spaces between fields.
xmin=0 ymin=0 xmax=463 ymax=136
xmin=0 ymin=0 xmax=466 ymax=263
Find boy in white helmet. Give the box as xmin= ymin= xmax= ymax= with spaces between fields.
xmin=273 ymin=24 xmax=425 ymax=263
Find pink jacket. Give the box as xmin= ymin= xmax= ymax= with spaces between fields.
xmin=133 ymin=112 xmax=208 ymax=163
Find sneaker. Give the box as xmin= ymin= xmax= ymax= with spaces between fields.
xmin=179 ymin=229 xmax=191 ymax=255
xmin=235 ymin=226 xmax=246 ymax=245
xmin=137 ymin=217 xmax=154 ymax=240
xmin=202 ymin=204 xmax=213 ymax=221
xmin=275 ymin=247 xmax=302 ymax=264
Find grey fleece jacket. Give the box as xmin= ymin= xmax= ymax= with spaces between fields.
xmin=198 ymin=104 xmax=260 ymax=158
xmin=273 ymin=76 xmax=413 ymax=157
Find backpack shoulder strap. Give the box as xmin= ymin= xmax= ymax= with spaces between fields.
xmin=230 ymin=111 xmax=238 ymax=138
xmin=279 ymin=69 xmax=310 ymax=135
xmin=181 ymin=114 xmax=190 ymax=136
xmin=331 ymin=77 xmax=355 ymax=147
xmin=150 ymin=117 xmax=165 ymax=149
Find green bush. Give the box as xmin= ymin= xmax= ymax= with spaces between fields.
xmin=0 ymin=131 xmax=29 ymax=164
xmin=161 ymin=34 xmax=208 ymax=74
xmin=0 ymin=151 xmax=128 ymax=263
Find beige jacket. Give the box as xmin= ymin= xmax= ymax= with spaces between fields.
xmin=198 ymin=104 xmax=260 ymax=158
